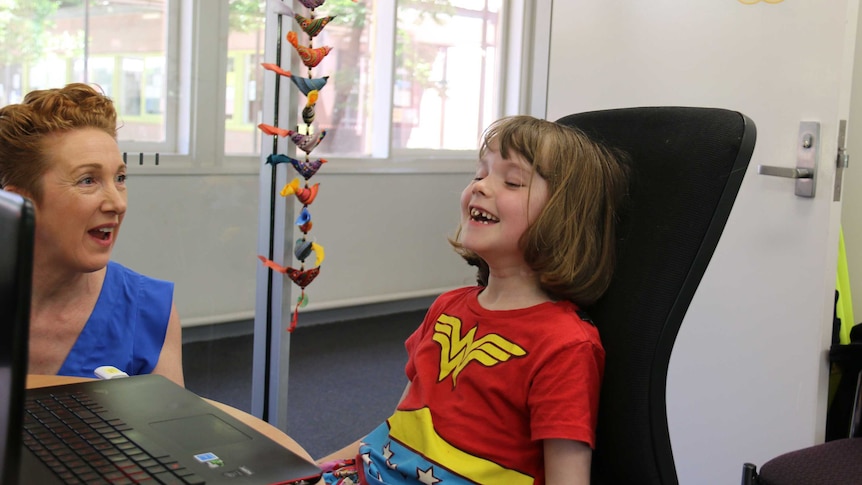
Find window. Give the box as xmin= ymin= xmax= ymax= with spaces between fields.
xmin=250 ymin=0 xmax=503 ymax=158
xmin=0 ymin=0 xmax=173 ymax=152
xmin=225 ymin=0 xmax=266 ymax=155
xmin=392 ymin=2 xmax=500 ymax=152
xmin=0 ymin=0 xmax=513 ymax=170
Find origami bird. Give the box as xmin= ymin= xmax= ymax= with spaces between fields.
xmin=292 ymin=240 xmax=326 ymax=266
xmin=291 ymin=74 xmax=329 ymax=96
xmin=289 ymin=267 xmax=319 ymax=288
xmin=270 ymin=0 xmax=355 ymax=16
xmin=258 ymin=251 xmax=324 ymax=332
xmin=260 ymin=64 xmax=330 ymax=96
xmin=257 ymin=126 xmax=326 ymax=154
xmin=267 ymin=2 xmax=337 ymax=37
xmin=294 ymin=239 xmax=314 ymax=261
xmin=281 ymin=178 xmax=320 ymax=205
xmin=293 ymin=156 xmax=327 ymax=179
xmin=287 ymin=129 xmax=327 ymax=154
xmin=287 ymin=31 xmax=332 ymax=68
xmin=295 ymin=13 xmax=336 ymax=38
xmin=295 ymin=207 xmax=311 ymax=226
xmin=297 ymin=0 xmax=326 ymax=9
xmin=258 ymin=255 xmax=320 ymax=287
xmin=302 ymin=90 xmax=318 ymax=124
xmin=266 ymin=154 xmax=328 ymax=180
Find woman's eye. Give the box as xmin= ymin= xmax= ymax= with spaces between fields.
xmin=79 ymin=177 xmax=95 ymax=186
xmin=116 ymin=174 xmax=127 ymax=184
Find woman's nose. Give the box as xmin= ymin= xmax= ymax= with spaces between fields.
xmin=102 ymin=185 xmax=127 ymax=214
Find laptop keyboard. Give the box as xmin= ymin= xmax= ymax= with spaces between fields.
xmin=22 ymin=391 xmax=206 ymax=485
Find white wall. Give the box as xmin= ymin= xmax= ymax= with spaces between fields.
xmin=845 ymin=2 xmax=862 ymax=326
xmin=544 ymin=0 xmax=856 ymax=483
xmin=111 ymin=169 xmax=475 ymax=327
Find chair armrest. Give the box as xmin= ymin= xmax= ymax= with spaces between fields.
xmin=829 ymin=343 xmax=862 ymax=368
xmin=829 ymin=343 xmax=862 ymax=438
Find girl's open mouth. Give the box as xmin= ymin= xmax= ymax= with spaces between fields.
xmin=470 ymin=208 xmax=499 ymax=224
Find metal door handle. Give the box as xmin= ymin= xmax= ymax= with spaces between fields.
xmin=757 ymin=166 xmax=813 ymax=178
xmin=756 ymin=121 xmax=819 ymax=198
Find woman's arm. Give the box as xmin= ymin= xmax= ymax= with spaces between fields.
xmin=152 ymin=302 xmax=185 ymax=386
xmin=544 ymin=439 xmax=592 ymax=485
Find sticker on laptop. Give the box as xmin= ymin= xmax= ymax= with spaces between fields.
xmin=222 ymin=466 xmax=255 ymax=478
xmin=194 ymin=452 xmax=225 ymax=468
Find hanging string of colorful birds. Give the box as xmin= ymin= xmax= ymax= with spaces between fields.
xmin=258 ymin=0 xmax=343 ymax=332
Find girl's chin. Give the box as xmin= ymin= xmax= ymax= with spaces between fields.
xmin=460 ymin=240 xmax=489 ymax=257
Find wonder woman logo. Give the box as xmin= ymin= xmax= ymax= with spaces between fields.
xmin=433 ymin=314 xmax=526 ymax=386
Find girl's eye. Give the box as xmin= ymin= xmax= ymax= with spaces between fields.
xmin=505 ymin=181 xmax=525 ymax=188
xmin=472 ymin=165 xmax=488 ymax=181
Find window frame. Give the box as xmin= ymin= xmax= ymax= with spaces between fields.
xmin=116 ymin=0 xmax=543 ymax=176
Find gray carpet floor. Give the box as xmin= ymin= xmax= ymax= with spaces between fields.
xmin=182 ymin=309 xmax=423 ymax=459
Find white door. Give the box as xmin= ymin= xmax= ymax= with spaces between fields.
xmin=542 ymin=1 xmax=858 ymax=483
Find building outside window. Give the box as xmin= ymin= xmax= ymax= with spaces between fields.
xmin=0 ymin=0 xmax=505 ymax=167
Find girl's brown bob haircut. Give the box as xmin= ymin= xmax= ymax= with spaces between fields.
xmin=451 ymin=115 xmax=630 ymax=306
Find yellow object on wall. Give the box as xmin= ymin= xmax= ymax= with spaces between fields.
xmin=837 ymin=226 xmax=856 ymax=344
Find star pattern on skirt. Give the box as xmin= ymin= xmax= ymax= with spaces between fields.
xmin=383 ymin=442 xmax=397 ymax=470
xmin=416 ymin=466 xmax=442 ymax=484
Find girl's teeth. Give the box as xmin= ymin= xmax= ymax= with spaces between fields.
xmin=470 ymin=208 xmax=498 ymax=223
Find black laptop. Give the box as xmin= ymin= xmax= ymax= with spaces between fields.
xmin=0 ymin=189 xmax=322 ymax=485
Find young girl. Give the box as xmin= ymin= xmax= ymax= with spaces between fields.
xmin=319 ymin=115 xmax=629 ymax=485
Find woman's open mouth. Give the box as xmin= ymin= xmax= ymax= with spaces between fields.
xmin=89 ymin=227 xmax=114 ymax=242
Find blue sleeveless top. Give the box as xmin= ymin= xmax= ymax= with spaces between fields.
xmin=57 ymin=261 xmax=174 ymax=378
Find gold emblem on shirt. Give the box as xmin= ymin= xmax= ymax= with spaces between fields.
xmin=433 ymin=314 xmax=526 ymax=386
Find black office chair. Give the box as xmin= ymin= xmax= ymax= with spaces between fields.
xmin=742 ymin=428 xmax=862 ymax=485
xmin=556 ymin=107 xmax=756 ymax=485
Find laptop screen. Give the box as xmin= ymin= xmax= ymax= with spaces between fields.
xmin=0 ymin=189 xmax=35 ymax=485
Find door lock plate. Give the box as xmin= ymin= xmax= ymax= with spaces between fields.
xmin=757 ymin=121 xmax=819 ymax=198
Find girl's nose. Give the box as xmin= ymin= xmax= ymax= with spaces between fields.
xmin=472 ymin=178 xmax=489 ymax=196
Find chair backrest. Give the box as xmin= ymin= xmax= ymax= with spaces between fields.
xmin=556 ymin=107 xmax=755 ymax=485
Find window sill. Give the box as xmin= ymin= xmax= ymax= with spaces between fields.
xmin=125 ymin=154 xmax=476 ymax=176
